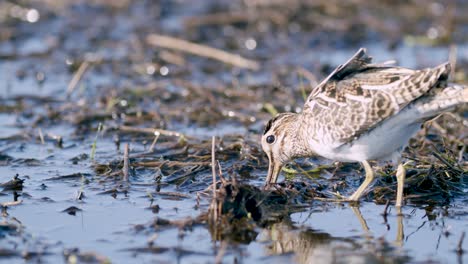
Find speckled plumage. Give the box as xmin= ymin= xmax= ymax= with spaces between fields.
xmin=302 ymin=48 xmax=450 ymax=147
xmin=261 ymin=48 xmax=467 ymax=205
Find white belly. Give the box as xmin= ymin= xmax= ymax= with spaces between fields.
xmin=309 ymin=114 xmax=422 ymax=163
xmin=332 ymin=122 xmax=421 ymax=162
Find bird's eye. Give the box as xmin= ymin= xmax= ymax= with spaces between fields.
xmin=266 ymin=135 xmax=275 ymax=144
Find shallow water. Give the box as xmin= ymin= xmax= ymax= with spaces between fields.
xmin=0 ymin=1 xmax=467 ymax=263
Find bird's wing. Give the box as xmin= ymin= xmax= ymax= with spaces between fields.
xmin=303 ymin=48 xmax=450 ymax=146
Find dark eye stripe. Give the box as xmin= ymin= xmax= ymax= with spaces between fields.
xmin=263 ymin=119 xmax=274 ymax=135
xmin=263 ymin=115 xmax=284 ymax=135
xmin=263 ymin=113 xmax=295 ymax=135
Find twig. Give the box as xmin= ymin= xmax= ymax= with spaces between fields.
xmin=458 ymin=145 xmax=466 ymax=164
xmin=38 ymin=128 xmax=45 ymax=144
xmin=381 ymin=199 xmax=391 ymax=230
xmin=149 ymin=191 xmax=191 ymax=199
xmin=76 ymin=190 xmax=84 ymax=200
xmin=215 ymin=240 xmax=228 ymax=264
xmin=159 ymin=51 xmax=186 ymax=66
xmin=123 ymin=143 xmax=130 ymax=182
xmin=146 ymin=34 xmax=260 ymax=70
xmin=118 ymin=125 xmax=185 ymax=138
xmin=231 ymin=171 xmax=238 ymax=187
xmin=66 ymin=61 xmax=90 ymax=96
xmin=382 ymin=199 xmax=390 ymax=216
xmin=46 ymin=132 xmax=63 ymax=147
xmin=90 ymin=123 xmax=102 ymax=161
xmin=148 ymin=131 xmax=160 ymax=152
xmin=1 ymin=200 xmax=22 ymax=207
xmin=216 ymin=160 xmax=227 ymax=185
xmin=211 ymin=137 xmax=217 ymax=196
xmin=196 ymin=192 xmax=200 ymax=208
xmin=448 ymin=44 xmax=457 ymax=81
xmin=211 ymin=136 xmax=218 ymax=221
xmin=457 ymin=231 xmax=465 ymax=255
xmin=263 ymin=103 xmax=278 ymax=116
xmin=431 ymin=149 xmax=458 ymax=171
xmin=202 ymin=180 xmax=223 ymax=193
xmin=134 ymin=161 xmax=210 ymax=167
xmin=147 ymin=233 xmax=158 ymax=246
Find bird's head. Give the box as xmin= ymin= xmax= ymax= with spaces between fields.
xmin=261 ymin=112 xmax=300 ymax=186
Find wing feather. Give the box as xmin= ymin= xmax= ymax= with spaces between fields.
xmin=302 ymin=48 xmax=451 ymax=146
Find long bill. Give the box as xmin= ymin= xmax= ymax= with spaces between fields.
xmin=264 ymin=157 xmax=282 ymax=187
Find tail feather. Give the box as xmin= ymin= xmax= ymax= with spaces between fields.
xmin=413 ymin=83 xmax=467 ymax=119
xmin=392 ymin=63 xmax=451 ymax=107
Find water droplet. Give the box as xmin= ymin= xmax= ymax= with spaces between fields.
xmin=146 ymin=65 xmax=156 ymax=75
xmin=427 ymin=27 xmax=439 ymax=39
xmin=159 ymin=66 xmax=169 ymax=76
xmin=35 ymin=71 xmax=45 ymax=83
xmin=245 ymin=38 xmax=257 ymax=50
xmin=26 ymin=9 xmax=39 ymax=23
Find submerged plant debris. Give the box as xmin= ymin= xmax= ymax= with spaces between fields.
xmin=0 ymin=0 xmax=467 ymax=263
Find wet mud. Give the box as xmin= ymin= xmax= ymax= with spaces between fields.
xmin=0 ymin=0 xmax=467 ymax=263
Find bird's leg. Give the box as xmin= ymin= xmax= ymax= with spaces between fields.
xmin=348 ymin=160 xmax=375 ymax=201
xmin=395 ymin=163 xmax=406 ymax=207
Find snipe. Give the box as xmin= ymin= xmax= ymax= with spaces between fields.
xmin=261 ymin=48 xmax=467 ymax=207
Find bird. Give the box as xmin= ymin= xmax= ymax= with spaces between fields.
xmin=261 ymin=48 xmax=467 ymax=207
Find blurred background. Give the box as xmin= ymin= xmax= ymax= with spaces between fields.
xmin=0 ymin=1 xmax=466 ymax=263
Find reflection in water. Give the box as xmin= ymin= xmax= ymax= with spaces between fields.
xmin=395 ymin=207 xmax=404 ymax=247
xmin=262 ymin=221 xmax=354 ymax=263
xmin=352 ymin=205 xmax=405 ymax=247
xmin=351 ymin=205 xmax=405 ymax=246
xmin=350 ymin=206 xmax=370 ymax=234
xmin=259 ymin=206 xmax=409 ymax=263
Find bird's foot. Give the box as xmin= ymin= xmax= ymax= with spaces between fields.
xmin=314 ymin=192 xmax=360 ymax=204
xmin=262 ymin=182 xmax=281 ymax=191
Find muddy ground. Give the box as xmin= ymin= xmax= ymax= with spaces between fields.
xmin=0 ymin=0 xmax=467 ymax=263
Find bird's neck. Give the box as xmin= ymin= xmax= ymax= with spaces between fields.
xmin=287 ymin=113 xmax=316 ymax=159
